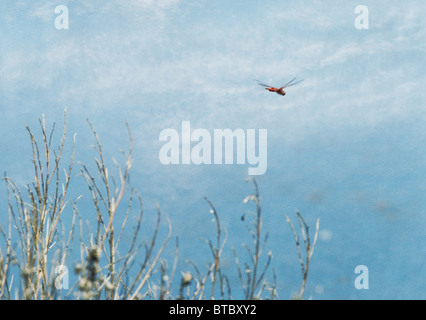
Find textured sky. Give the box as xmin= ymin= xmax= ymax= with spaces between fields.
xmin=1 ymin=1 xmax=425 ymax=299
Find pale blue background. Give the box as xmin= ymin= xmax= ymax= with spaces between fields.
xmin=0 ymin=1 xmax=425 ymax=299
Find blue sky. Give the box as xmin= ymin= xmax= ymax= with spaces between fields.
xmin=0 ymin=0 xmax=425 ymax=299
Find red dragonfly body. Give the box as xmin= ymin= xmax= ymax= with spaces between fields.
xmin=256 ymin=78 xmax=303 ymax=96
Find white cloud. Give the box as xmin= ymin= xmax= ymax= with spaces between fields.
xmin=1 ymin=1 xmax=424 ymax=136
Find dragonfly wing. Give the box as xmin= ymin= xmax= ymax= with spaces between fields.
xmin=283 ymin=79 xmax=304 ymax=88
xmin=256 ymin=80 xmax=274 ymax=88
xmin=279 ymin=77 xmax=297 ymax=89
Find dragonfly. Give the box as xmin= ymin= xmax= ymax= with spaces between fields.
xmin=256 ymin=78 xmax=304 ymax=96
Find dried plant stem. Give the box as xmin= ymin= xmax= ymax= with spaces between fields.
xmin=203 ymin=197 xmax=224 ymax=299
xmin=285 ymin=212 xmax=320 ymax=299
xmin=81 ymin=121 xmax=172 ymax=300
xmin=2 ymin=109 xmax=75 ymax=299
xmin=0 ymin=111 xmax=321 ymax=300
xmin=234 ymin=178 xmax=272 ymax=300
